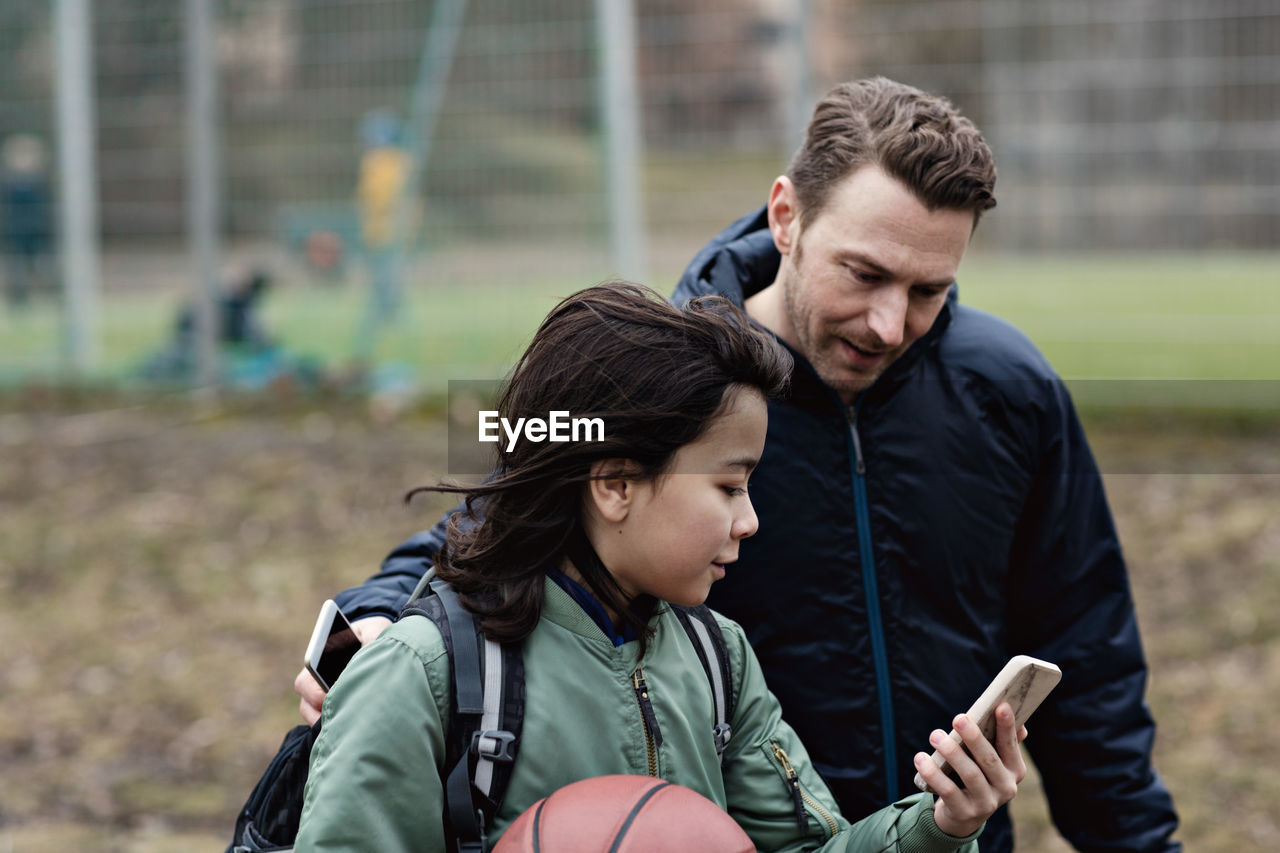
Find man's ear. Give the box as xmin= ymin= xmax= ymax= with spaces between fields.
xmin=586 ymin=459 xmax=638 ymax=524
xmin=767 ymin=176 xmax=800 ymax=256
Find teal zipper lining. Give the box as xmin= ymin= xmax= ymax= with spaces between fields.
xmin=847 ymin=401 xmax=897 ymax=803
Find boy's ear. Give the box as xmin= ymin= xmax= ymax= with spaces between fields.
xmin=587 ymin=459 xmax=638 ymax=523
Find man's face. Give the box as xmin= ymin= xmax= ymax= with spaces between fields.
xmin=771 ymin=166 xmax=973 ymax=403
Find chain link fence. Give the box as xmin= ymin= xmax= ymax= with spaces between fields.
xmin=0 ymin=0 xmax=1276 ymax=384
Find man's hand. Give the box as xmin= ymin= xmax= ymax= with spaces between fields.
xmin=913 ymin=702 xmax=1028 ymax=838
xmin=294 ymin=615 xmax=393 ymax=724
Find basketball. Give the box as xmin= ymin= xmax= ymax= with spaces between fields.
xmin=491 ymin=774 xmax=755 ymax=853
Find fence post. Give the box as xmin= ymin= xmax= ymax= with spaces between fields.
xmin=785 ymin=0 xmax=814 ymax=150
xmin=596 ymin=0 xmax=647 ymax=283
xmin=185 ymin=0 xmax=221 ymax=389
xmin=54 ymin=0 xmax=101 ymax=374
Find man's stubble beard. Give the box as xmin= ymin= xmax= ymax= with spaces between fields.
xmin=781 ymin=239 xmax=881 ymax=401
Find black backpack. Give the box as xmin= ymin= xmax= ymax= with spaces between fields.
xmin=227 ymin=578 xmax=735 ymax=853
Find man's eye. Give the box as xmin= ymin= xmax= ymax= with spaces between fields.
xmin=842 ymin=263 xmax=878 ymax=284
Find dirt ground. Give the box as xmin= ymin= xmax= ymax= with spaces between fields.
xmin=0 ymin=393 xmax=1276 ymax=851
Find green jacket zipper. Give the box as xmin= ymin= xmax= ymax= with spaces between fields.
xmin=771 ymin=742 xmax=838 ymax=838
xmin=632 ymin=667 xmax=662 ymax=776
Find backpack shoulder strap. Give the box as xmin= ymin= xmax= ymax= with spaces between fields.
xmin=400 ymin=579 xmax=524 ymax=853
xmin=670 ymin=603 xmax=734 ymax=761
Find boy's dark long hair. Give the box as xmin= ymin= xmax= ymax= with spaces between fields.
xmin=410 ymin=282 xmax=792 ymax=648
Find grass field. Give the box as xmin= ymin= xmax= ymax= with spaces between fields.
xmin=0 ymin=395 xmax=1276 ymax=851
xmin=3 ymin=251 xmax=1278 ymax=404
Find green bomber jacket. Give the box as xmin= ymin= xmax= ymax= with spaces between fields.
xmin=296 ymin=577 xmax=982 ymax=852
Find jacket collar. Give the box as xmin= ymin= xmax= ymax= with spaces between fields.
xmin=673 ymin=204 xmax=956 ymax=410
xmin=541 ymin=576 xmax=617 ymax=644
xmin=539 ymin=576 xmax=662 ymax=647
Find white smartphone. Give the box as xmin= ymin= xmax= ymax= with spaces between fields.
xmin=303 ymin=599 xmax=361 ymax=693
xmin=914 ymin=654 xmax=1062 ymax=793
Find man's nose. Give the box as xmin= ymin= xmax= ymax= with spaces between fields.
xmin=865 ymin=287 xmax=908 ymax=349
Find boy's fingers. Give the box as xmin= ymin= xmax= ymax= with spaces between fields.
xmin=914 ymin=748 xmax=959 ymax=798
xmin=947 ymin=710 xmax=1022 ymax=800
xmin=993 ymin=704 xmax=1019 ymax=751
xmin=992 ymin=703 xmax=1028 ymax=785
xmin=934 ymin=721 xmax=987 ymax=794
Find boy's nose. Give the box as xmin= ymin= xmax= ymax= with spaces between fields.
xmin=733 ymin=499 xmax=760 ymax=540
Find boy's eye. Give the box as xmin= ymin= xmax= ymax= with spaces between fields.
xmin=722 ymin=485 xmax=747 ymax=497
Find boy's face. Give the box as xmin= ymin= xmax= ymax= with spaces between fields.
xmin=602 ymin=388 xmax=767 ymax=608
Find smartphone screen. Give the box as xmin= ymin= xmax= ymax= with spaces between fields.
xmin=306 ymin=601 xmax=361 ymax=691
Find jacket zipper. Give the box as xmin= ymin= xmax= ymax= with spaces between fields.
xmin=632 ymin=667 xmax=662 ymax=776
xmin=770 ymin=742 xmax=838 ymax=837
xmin=848 ymin=403 xmax=898 ymax=803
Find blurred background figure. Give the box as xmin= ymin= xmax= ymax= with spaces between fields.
xmin=352 ymin=108 xmax=411 ymax=366
xmin=138 ymin=266 xmax=321 ymax=390
xmin=1 ymin=133 xmax=54 ymax=311
xmin=139 ymin=267 xmax=273 ymax=383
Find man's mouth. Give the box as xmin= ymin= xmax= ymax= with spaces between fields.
xmin=840 ymin=338 xmax=889 ymax=366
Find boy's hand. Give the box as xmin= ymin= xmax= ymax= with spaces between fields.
xmin=913 ymin=702 xmax=1028 ymax=838
xmin=294 ymin=615 xmax=392 ymax=724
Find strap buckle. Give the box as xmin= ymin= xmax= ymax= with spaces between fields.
xmin=713 ymin=722 xmax=733 ymax=755
xmin=471 ymin=729 xmax=517 ymax=764
xmin=454 ymin=809 xmax=488 ymax=853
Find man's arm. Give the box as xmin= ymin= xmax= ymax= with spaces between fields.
xmin=295 ymin=505 xmax=458 ymax=723
xmin=332 ymin=512 xmax=453 ymax=621
xmin=1007 ymin=381 xmax=1180 ymax=852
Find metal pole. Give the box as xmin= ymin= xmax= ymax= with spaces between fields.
xmin=185 ymin=0 xmax=221 ymax=388
xmin=981 ymin=0 xmax=1022 ymax=249
xmin=53 ymin=0 xmax=100 ymax=373
xmin=786 ymin=0 xmax=814 ymax=151
xmin=596 ymin=0 xmax=647 ymax=283
xmin=400 ymin=0 xmax=467 ymax=209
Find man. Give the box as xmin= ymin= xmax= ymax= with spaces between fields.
xmin=298 ymin=78 xmax=1180 ymax=852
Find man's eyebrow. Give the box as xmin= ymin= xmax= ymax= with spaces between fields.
xmin=837 ymin=251 xmax=894 ymax=278
xmin=837 ymin=251 xmax=956 ymax=289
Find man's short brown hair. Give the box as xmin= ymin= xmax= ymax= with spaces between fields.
xmin=787 ymin=77 xmax=997 ymax=228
